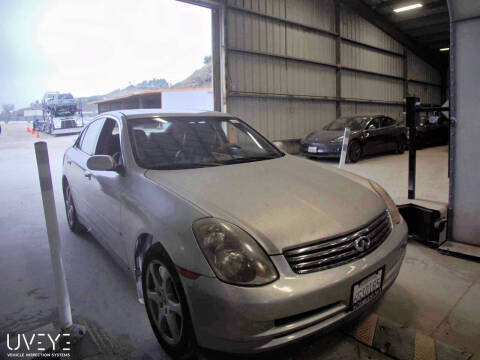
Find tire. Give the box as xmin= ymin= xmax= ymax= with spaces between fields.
xmin=142 ymin=246 xmax=197 ymax=359
xmin=63 ymin=181 xmax=86 ymax=234
xmin=396 ymin=137 xmax=407 ymax=154
xmin=347 ymin=141 xmax=362 ymax=163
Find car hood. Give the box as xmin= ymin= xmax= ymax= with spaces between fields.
xmin=304 ymin=130 xmax=344 ymax=143
xmin=145 ymin=156 xmax=385 ymax=255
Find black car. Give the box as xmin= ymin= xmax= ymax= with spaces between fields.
xmin=414 ymin=114 xmax=449 ymax=148
xmin=301 ymin=115 xmax=408 ymax=163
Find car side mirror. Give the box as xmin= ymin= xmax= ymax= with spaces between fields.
xmin=87 ymin=155 xmax=116 ymax=171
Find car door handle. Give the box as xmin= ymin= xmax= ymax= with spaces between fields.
xmin=84 ymin=171 xmax=92 ymax=180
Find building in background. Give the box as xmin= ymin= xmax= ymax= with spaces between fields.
xmin=91 ymin=87 xmax=213 ymax=114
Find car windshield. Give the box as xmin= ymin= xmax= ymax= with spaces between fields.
xmin=59 ymin=94 xmax=73 ymax=100
xmin=324 ymin=116 xmax=370 ymax=131
xmin=128 ymin=116 xmax=284 ymax=169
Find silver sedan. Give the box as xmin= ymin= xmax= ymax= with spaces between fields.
xmin=62 ymin=109 xmax=407 ymax=357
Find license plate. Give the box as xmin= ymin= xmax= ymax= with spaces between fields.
xmin=308 ymin=146 xmax=317 ymax=153
xmin=351 ymin=267 xmax=384 ymax=311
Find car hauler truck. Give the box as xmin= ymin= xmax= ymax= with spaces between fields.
xmin=41 ymin=92 xmax=84 ymax=135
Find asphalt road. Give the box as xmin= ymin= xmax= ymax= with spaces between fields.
xmin=0 ymin=123 xmax=166 ymax=359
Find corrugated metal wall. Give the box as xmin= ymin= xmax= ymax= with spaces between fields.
xmin=224 ymin=0 xmax=442 ymax=140
xmin=407 ymin=51 xmax=442 ymax=105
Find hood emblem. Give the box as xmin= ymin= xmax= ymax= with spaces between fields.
xmin=354 ymin=235 xmax=371 ymax=252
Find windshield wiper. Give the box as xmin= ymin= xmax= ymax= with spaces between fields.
xmin=221 ymin=155 xmax=280 ymax=164
xmin=150 ymin=162 xmax=223 ymax=170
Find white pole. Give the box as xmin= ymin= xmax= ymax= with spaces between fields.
xmin=34 ymin=141 xmax=73 ymax=330
xmin=338 ymin=127 xmax=351 ymax=169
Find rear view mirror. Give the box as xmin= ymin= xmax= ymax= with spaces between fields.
xmin=87 ymin=155 xmax=116 ymax=171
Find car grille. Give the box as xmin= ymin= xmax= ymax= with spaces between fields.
xmin=61 ymin=120 xmax=76 ymax=129
xmin=284 ymin=211 xmax=392 ymax=274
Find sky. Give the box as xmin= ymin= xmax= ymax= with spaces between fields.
xmin=0 ymin=0 xmax=212 ymax=109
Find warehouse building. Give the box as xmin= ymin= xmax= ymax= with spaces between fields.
xmin=2 ymin=1 xmax=479 ymax=359
xmin=92 ymin=87 xmax=213 ymax=114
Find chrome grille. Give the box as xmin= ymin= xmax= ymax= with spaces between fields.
xmin=284 ymin=211 xmax=392 ymax=274
xmin=61 ymin=120 xmax=76 ymax=129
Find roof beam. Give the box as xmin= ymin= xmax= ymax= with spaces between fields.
xmin=339 ymin=0 xmax=444 ymax=71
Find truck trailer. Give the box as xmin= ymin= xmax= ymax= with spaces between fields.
xmin=39 ymin=92 xmax=84 ymax=135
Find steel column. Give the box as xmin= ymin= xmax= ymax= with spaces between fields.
xmin=406 ymin=97 xmax=418 ymax=199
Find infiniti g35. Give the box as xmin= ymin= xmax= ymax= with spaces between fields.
xmin=62 ymin=109 xmax=407 ymax=357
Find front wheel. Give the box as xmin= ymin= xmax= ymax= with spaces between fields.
xmin=63 ymin=181 xmax=86 ymax=234
xmin=143 ymin=247 xmax=197 ymax=359
xmin=396 ymin=137 xmax=407 ymax=154
xmin=347 ymin=141 xmax=362 ymax=163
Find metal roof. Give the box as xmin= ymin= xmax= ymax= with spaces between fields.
xmin=362 ymin=0 xmax=449 ymax=59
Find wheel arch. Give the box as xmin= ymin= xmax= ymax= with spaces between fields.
xmin=134 ymin=233 xmax=161 ymax=303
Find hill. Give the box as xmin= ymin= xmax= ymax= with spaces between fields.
xmin=171 ymin=58 xmax=212 ymax=89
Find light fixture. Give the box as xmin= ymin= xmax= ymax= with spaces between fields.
xmin=439 ymin=48 xmax=450 ymax=52
xmin=393 ymin=3 xmax=423 ymax=13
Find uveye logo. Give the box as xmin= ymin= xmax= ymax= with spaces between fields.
xmin=5 ymin=333 xmax=71 ymax=358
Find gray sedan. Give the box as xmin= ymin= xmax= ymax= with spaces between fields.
xmin=62 ymin=109 xmax=407 ymax=357
xmin=301 ymin=115 xmax=408 ymax=163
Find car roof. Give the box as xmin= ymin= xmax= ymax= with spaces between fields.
xmin=102 ymin=108 xmax=234 ymax=119
xmin=343 ymin=115 xmax=383 ymax=118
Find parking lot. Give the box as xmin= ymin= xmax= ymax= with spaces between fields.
xmin=0 ymin=122 xmax=477 ymax=359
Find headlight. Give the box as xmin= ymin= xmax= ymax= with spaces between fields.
xmin=75 ymin=118 xmax=83 ymax=127
xmin=368 ymin=180 xmax=401 ymax=224
xmin=53 ymin=119 xmax=62 ymax=128
xmin=193 ymin=218 xmax=278 ymax=286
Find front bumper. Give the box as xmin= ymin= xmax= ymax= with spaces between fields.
xmin=300 ymin=142 xmax=342 ymax=158
xmin=51 ymin=127 xmax=83 ymax=135
xmin=182 ymin=218 xmax=407 ymax=353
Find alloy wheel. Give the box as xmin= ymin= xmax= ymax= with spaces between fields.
xmin=65 ymin=185 xmax=75 ymax=228
xmin=348 ymin=142 xmax=361 ymax=163
xmin=145 ymin=260 xmax=183 ymax=345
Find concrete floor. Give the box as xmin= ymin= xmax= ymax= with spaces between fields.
xmin=311 ymin=145 xmax=450 ymax=204
xmin=0 ymin=122 xmax=478 ymax=359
